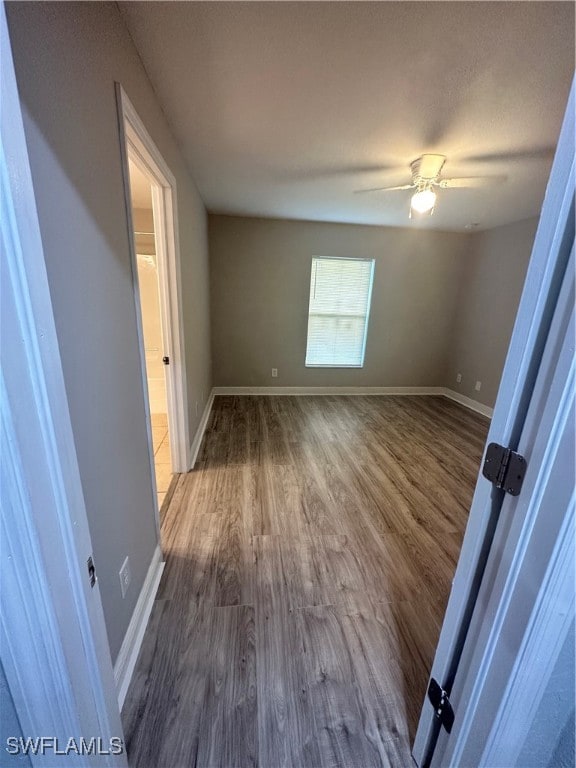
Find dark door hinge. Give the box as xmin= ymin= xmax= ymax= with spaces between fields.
xmin=482 ymin=442 xmax=527 ymax=496
xmin=87 ymin=555 xmax=97 ymax=588
xmin=428 ymin=678 xmax=455 ymax=734
xmin=162 ymin=356 xmax=170 ymax=365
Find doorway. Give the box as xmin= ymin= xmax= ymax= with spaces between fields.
xmin=127 ymin=158 xmax=173 ymax=510
xmin=116 ymin=85 xmax=191 ymax=528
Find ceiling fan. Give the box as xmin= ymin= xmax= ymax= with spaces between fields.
xmin=355 ymin=154 xmax=506 ymax=216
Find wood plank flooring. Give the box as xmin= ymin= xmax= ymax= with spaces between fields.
xmin=122 ymin=395 xmax=489 ymax=768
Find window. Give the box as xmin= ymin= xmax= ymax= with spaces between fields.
xmin=305 ymin=256 xmax=375 ymax=368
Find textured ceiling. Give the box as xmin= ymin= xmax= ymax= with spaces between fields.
xmin=121 ymin=2 xmax=574 ymax=231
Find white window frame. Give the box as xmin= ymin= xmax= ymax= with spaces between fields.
xmin=305 ymin=255 xmax=375 ymax=369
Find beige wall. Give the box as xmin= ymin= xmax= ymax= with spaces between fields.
xmin=209 ymin=215 xmax=468 ymax=387
xmin=132 ymin=206 xmax=156 ymax=256
xmin=445 ymin=218 xmax=538 ymax=407
xmin=7 ymin=2 xmax=211 ymax=663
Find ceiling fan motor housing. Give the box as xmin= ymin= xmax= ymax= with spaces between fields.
xmin=411 ymin=154 xmax=447 ymax=184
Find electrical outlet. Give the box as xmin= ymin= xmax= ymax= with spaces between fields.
xmin=456 ymin=373 xmax=462 ymax=384
xmin=475 ymin=381 xmax=482 ymax=391
xmin=271 ymin=368 xmax=278 ymax=378
xmin=119 ymin=556 xmax=131 ymax=599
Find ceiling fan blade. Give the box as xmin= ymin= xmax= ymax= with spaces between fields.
xmin=462 ymin=147 xmax=554 ymax=164
xmin=354 ymin=183 xmax=414 ymax=194
xmin=438 ymin=175 xmax=507 ymax=189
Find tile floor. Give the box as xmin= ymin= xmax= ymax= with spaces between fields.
xmin=150 ymin=412 xmax=172 ymax=510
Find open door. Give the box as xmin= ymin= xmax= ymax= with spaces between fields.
xmin=413 ymin=79 xmax=575 ymax=767
xmin=1 ymin=3 xmax=126 ymax=763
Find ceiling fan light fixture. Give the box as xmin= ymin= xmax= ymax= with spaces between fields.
xmin=411 ymin=188 xmax=437 ymax=214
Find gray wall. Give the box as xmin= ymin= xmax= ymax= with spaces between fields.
xmin=209 ymin=215 xmax=536 ymax=406
xmin=444 ymin=218 xmax=538 ymax=407
xmin=6 ymin=2 xmax=211 ymax=663
xmin=209 ymin=215 xmax=468 ymax=387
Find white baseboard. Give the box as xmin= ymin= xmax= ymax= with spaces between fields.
xmin=211 ymin=385 xmax=493 ymax=418
xmin=442 ymin=388 xmax=494 ymax=418
xmin=114 ymin=545 xmax=164 ymax=710
xmin=212 ymin=386 xmax=445 ymax=396
xmin=189 ymin=389 xmax=215 ymax=469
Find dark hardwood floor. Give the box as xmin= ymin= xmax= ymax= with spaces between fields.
xmin=122 ymin=395 xmax=489 ymax=768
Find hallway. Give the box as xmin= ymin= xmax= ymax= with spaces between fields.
xmin=122 ymin=395 xmax=488 ymax=767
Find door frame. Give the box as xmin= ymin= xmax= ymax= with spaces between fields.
xmin=1 ymin=4 xmax=125 ymax=763
xmin=116 ymin=84 xmax=190 ymax=491
xmin=413 ymin=79 xmax=575 ymax=765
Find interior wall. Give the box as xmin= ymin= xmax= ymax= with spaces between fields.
xmin=6 ymin=1 xmax=211 ymax=664
xmin=209 ymin=214 xmax=468 ymax=387
xmin=132 ymin=206 xmax=155 ymax=256
xmin=444 ymin=217 xmax=538 ymax=407
xmin=209 ymin=214 xmax=536 ymax=403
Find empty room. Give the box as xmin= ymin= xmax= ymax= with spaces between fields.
xmin=2 ymin=3 xmax=574 ymax=768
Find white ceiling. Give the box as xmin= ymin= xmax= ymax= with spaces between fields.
xmin=121 ymin=2 xmax=574 ymax=232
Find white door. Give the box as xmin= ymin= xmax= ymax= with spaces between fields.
xmin=413 ymin=79 xmax=575 ymax=766
xmin=1 ymin=4 xmax=126 ymax=764
xmin=439 ymin=244 xmax=574 ymax=767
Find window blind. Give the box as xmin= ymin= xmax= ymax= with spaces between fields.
xmin=305 ymin=256 xmax=375 ymax=367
